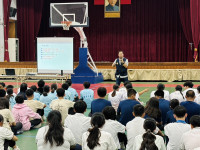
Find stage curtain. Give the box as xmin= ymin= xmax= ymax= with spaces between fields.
xmin=18 ymin=0 xmax=190 ymax=62
xmin=190 ymin=0 xmax=200 ymax=62
xmin=3 ymin=0 xmax=11 ymax=62
xmin=17 ymin=0 xmax=44 ymax=61
xmin=177 ymin=0 xmax=193 ymax=62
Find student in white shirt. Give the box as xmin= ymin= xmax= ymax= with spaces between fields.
xmin=126 ymin=104 xmax=146 ymax=150
xmin=150 ymin=83 xmax=170 ymax=100
xmin=0 ymin=114 xmax=19 ymax=150
xmin=36 ymin=110 xmax=75 ymax=150
xmin=102 ymin=106 xmax=125 ymax=149
xmin=164 ymin=106 xmax=191 ymax=150
xmin=195 ymin=86 xmax=200 ymax=104
xmin=64 ymin=100 xmax=91 ymax=148
xmin=180 ymin=115 xmax=200 ymax=150
xmin=182 ymin=81 xmax=198 ymax=97
xmin=121 ymin=82 xmax=148 ymax=102
xmin=108 ymin=84 xmax=123 ymax=111
xmin=133 ymin=118 xmax=166 ymax=150
xmin=82 ymin=113 xmax=117 ymax=150
xmin=170 ymin=85 xmax=185 ymax=103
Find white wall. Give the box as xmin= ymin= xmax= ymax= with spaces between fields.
xmin=0 ymin=0 xmax=4 ymax=62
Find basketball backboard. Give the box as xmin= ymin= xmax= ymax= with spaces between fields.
xmin=50 ymin=2 xmax=89 ymax=27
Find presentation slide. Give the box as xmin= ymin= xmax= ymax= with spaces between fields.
xmin=37 ymin=37 xmax=74 ymax=74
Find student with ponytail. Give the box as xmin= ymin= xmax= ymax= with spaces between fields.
xmin=40 ymin=85 xmax=52 ymax=117
xmin=108 ymin=84 xmax=123 ymax=111
xmin=170 ymin=85 xmax=185 ymax=103
xmin=48 ymin=83 xmax=58 ymax=101
xmin=133 ymin=118 xmax=166 ymax=150
xmin=36 ymin=110 xmax=75 ymax=150
xmin=82 ymin=113 xmax=117 ymax=150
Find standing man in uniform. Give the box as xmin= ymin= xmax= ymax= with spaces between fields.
xmin=112 ymin=51 xmax=128 ymax=85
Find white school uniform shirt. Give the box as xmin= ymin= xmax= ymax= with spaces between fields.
xmin=164 ymin=122 xmax=191 ymax=150
xmin=182 ymin=88 xmax=198 ymax=98
xmin=82 ymin=130 xmax=117 ymax=150
xmin=36 ymin=126 xmax=76 ymax=150
xmin=126 ymin=117 xmax=146 ymax=150
xmin=0 ymin=127 xmax=14 ymax=150
xmin=169 ymin=91 xmax=185 ymax=103
xmin=108 ymin=91 xmax=123 ymax=111
xmin=133 ymin=134 xmax=166 ymax=150
xmin=194 ymin=94 xmax=200 ymax=105
xmin=151 ymin=90 xmax=170 ymax=100
xmin=64 ymin=113 xmax=91 ymax=145
xmin=180 ymin=127 xmax=200 ymax=150
xmin=102 ymin=119 xmax=125 ymax=149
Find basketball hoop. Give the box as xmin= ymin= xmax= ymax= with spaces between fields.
xmin=61 ymin=21 xmax=72 ymax=30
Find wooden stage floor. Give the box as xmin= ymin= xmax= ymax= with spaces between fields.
xmin=0 ymin=62 xmax=200 ymax=69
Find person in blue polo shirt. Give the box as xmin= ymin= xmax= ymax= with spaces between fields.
xmin=80 ymin=81 xmax=94 ymax=109
xmin=91 ymin=87 xmax=111 ymax=115
xmin=117 ymin=88 xmax=140 ymax=126
xmin=106 ymin=0 xmax=119 ymax=11
xmin=112 ymin=51 xmax=128 ymax=86
xmin=180 ymin=90 xmax=200 ymax=123
xmin=155 ymin=90 xmax=170 ymax=126
xmin=165 ymin=99 xmax=179 ymax=124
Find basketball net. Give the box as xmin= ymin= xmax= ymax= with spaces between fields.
xmin=61 ymin=21 xmax=72 ymax=30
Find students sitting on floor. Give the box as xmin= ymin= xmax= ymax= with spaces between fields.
xmin=30 ymin=85 xmax=41 ymax=101
xmin=165 ymin=99 xmax=179 ymax=124
xmin=36 ymin=110 xmax=75 ymax=150
xmin=164 ymin=106 xmax=191 ymax=150
xmin=121 ymin=83 xmax=140 ymax=102
xmin=169 ymin=85 xmax=185 ymax=102
xmin=82 ymin=113 xmax=117 ymax=150
xmin=180 ymin=115 xmax=200 ymax=150
xmin=17 ymin=83 xmax=28 ymax=100
xmin=0 ymin=97 xmax=22 ymax=135
xmin=80 ymin=81 xmax=94 ymax=109
xmin=180 ymin=90 xmax=200 ymax=123
xmin=12 ymin=96 xmax=42 ymax=131
xmin=6 ymin=88 xmax=16 ymax=109
xmin=195 ymin=86 xmax=200 ymax=104
xmin=37 ymin=79 xmax=45 ymax=95
xmin=64 ymin=100 xmax=91 ymax=149
xmin=182 ymin=81 xmax=198 ymax=97
xmin=91 ymin=87 xmax=111 ymax=115
xmin=62 ymin=83 xmax=71 ymax=100
xmin=126 ymin=104 xmax=146 ymax=150
xmin=108 ymin=84 xmax=123 ymax=111
xmin=48 ymin=83 xmax=58 ymax=101
xmin=6 ymin=85 xmax=17 ymax=97
xmin=39 ymin=85 xmax=52 ymax=117
xmin=102 ymin=106 xmax=126 ymax=150
xmin=155 ymin=90 xmax=170 ymax=126
xmin=133 ymin=118 xmax=166 ymax=150
xmin=24 ymin=89 xmax=46 ymax=117
xmin=151 ymin=83 xmax=170 ymax=100
xmin=117 ymin=88 xmax=140 ymax=126
xmin=0 ymin=114 xmax=19 ymax=150
xmin=66 ymin=80 xmax=79 ymax=101
xmin=50 ymin=88 xmax=74 ymax=125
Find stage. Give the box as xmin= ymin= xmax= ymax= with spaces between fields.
xmin=0 ymin=62 xmax=200 ymax=82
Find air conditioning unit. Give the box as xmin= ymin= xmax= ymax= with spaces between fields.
xmin=8 ymin=38 xmax=19 ymax=62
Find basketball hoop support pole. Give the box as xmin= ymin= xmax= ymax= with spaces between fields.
xmin=73 ymin=27 xmax=98 ymax=76
xmin=71 ymin=27 xmax=103 ymax=84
